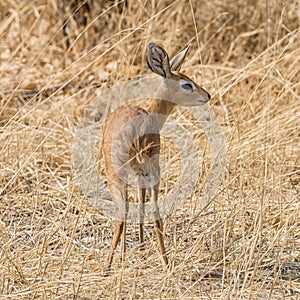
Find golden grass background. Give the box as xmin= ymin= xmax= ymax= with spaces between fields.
xmin=0 ymin=0 xmax=300 ymax=299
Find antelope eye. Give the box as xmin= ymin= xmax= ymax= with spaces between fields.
xmin=181 ymin=82 xmax=194 ymax=91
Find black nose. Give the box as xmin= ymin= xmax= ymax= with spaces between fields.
xmin=207 ymin=93 xmax=211 ymax=100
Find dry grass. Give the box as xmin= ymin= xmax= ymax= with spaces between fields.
xmin=1 ymin=0 xmax=300 ymax=299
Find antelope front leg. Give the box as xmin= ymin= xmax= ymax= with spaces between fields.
xmin=137 ymin=175 xmax=146 ymax=250
xmin=149 ymin=184 xmax=168 ymax=269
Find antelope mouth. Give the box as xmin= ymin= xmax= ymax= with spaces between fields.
xmin=198 ymin=99 xmax=210 ymax=104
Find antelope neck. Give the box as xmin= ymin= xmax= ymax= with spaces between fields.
xmin=148 ymin=98 xmax=176 ymax=131
xmin=148 ymin=77 xmax=176 ymax=131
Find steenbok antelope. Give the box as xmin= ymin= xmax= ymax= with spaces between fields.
xmin=102 ymin=43 xmax=211 ymax=274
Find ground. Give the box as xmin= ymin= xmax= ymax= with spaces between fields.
xmin=0 ymin=0 xmax=300 ymax=299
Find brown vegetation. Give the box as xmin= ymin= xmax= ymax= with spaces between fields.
xmin=0 ymin=0 xmax=299 ymax=299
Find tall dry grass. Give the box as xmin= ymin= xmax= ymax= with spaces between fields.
xmin=0 ymin=0 xmax=299 ymax=299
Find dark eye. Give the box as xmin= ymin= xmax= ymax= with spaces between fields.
xmin=181 ymin=82 xmax=194 ymax=91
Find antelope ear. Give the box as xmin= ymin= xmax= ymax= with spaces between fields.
xmin=170 ymin=44 xmax=191 ymax=71
xmin=147 ymin=43 xmax=172 ymax=78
